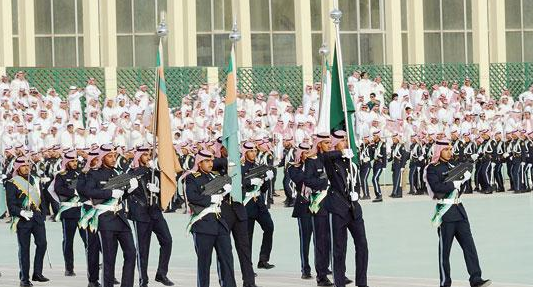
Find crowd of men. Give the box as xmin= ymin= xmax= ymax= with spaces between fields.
xmin=0 ymin=70 xmax=526 ymax=287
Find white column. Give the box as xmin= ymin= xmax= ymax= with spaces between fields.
xmin=472 ymin=0 xmax=490 ymax=91
xmin=295 ymin=0 xmax=313 ymax=87
xmin=184 ymin=0 xmax=197 ymax=66
xmin=232 ymin=0 xmax=252 ymax=67
xmin=167 ymin=0 xmax=185 ymax=66
xmin=0 ymin=0 xmax=13 ymax=67
xmin=104 ymin=66 xmax=117 ymax=98
xmin=18 ymin=0 xmax=35 ymax=66
xmin=407 ymin=0 xmax=424 ymax=64
xmin=488 ymin=0 xmax=506 ymax=63
xmin=100 ymin=0 xmax=117 ymax=67
xmin=322 ymin=0 xmax=335 ymax=63
xmin=82 ymin=0 xmax=100 ymax=66
xmin=385 ymin=0 xmax=404 ymax=91
xmin=207 ymin=67 xmax=219 ymax=92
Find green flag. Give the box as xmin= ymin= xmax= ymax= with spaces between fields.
xmin=222 ymin=46 xmax=243 ymax=202
xmin=330 ymin=44 xmax=359 ymax=163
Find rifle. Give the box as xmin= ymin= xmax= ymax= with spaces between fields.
xmin=189 ymin=175 xmax=232 ymax=214
xmin=443 ymin=162 xmax=474 ymax=183
xmin=103 ymin=168 xmax=149 ymax=190
xmin=243 ymin=165 xmax=275 ymax=181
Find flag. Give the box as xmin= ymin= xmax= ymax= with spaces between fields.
xmin=222 ymin=46 xmax=243 ymax=202
xmin=330 ymin=44 xmax=359 ymax=163
xmin=155 ymin=40 xmax=181 ymax=210
xmin=316 ymin=59 xmax=332 ymax=133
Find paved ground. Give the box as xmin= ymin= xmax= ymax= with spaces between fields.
xmin=0 ymin=191 xmax=532 ymax=287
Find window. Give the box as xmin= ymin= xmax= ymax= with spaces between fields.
xmin=505 ymin=0 xmax=533 ymax=62
xmin=33 ymin=0 xmax=84 ymax=67
xmin=423 ymin=0 xmax=472 ymax=63
xmin=116 ymin=0 xmax=167 ymax=67
xmin=337 ymin=0 xmax=386 ymax=65
xmin=196 ymin=0 xmax=233 ymax=67
xmin=250 ymin=0 xmax=296 ymax=66
xmin=311 ymin=0 xmax=323 ymax=66
xmin=401 ymin=0 xmax=408 ymax=64
xmin=12 ymin=0 xmax=19 ymax=66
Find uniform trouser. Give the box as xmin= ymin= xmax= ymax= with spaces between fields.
xmin=283 ymin=171 xmax=293 ymax=202
xmin=408 ymin=164 xmax=419 ymax=193
xmin=98 ymin=229 xmax=136 ymax=287
xmin=248 ymin=210 xmax=274 ymax=263
xmin=506 ymin=161 xmax=514 ymax=190
xmin=41 ymin=188 xmax=59 ymax=216
xmin=372 ymin=165 xmax=383 ymax=197
xmin=84 ymin=229 xmax=101 ymax=284
xmin=331 ymin=213 xmax=368 ymax=287
xmin=525 ymin=164 xmax=532 ymax=190
xmin=16 ymin=223 xmax=47 ymax=282
xmin=61 ymin=218 xmax=86 ymax=272
xmin=479 ymin=161 xmax=492 ymax=191
xmin=461 ymin=179 xmax=473 ymax=194
xmin=359 ymin=165 xmax=371 ymax=197
xmin=437 ymin=220 xmax=483 ymax=287
xmin=312 ymin=214 xmax=331 ymax=281
xmin=132 ymin=218 xmax=173 ymax=286
xmin=511 ymin=162 xmax=523 ymax=191
xmin=225 ymin=210 xmax=255 ymax=285
xmin=474 ymin=162 xmax=482 ymax=189
xmin=296 ymin=217 xmax=313 ymax=275
xmin=494 ymin=162 xmax=504 ymax=191
xmin=391 ymin=166 xmax=402 ymax=196
xmin=192 ymin=228 xmax=237 ymax=287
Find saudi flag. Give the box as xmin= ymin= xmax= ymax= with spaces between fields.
xmin=222 ymin=46 xmax=243 ymax=202
xmin=329 ymin=44 xmax=359 ymax=163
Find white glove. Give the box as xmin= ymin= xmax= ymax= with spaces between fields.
xmin=147 ymin=183 xmax=160 ymax=193
xmin=418 ymin=156 xmax=424 ymax=161
xmin=250 ymin=178 xmax=263 ymax=186
xmin=471 ymin=154 xmax=479 ymax=161
xmin=503 ymin=152 xmax=509 ymax=158
xmin=453 ymin=180 xmax=462 ymax=190
xmin=147 ymin=160 xmax=156 ymax=169
xmin=462 ymin=171 xmax=472 ymax=182
xmin=521 ymin=162 xmax=526 ymax=167
xmin=223 ymin=184 xmax=232 ymax=193
xmin=400 ymin=168 xmax=405 ymax=172
xmin=127 ymin=178 xmax=138 ymax=193
xmin=363 ymin=157 xmax=370 ymax=163
xmin=20 ymin=210 xmax=34 ymax=221
xmin=350 ymin=191 xmax=359 ymax=201
xmin=228 ymin=161 xmax=236 ymax=167
xmin=342 ymin=149 xmax=354 ymax=159
xmin=41 ymin=177 xmax=50 ymax=183
xmin=211 ymin=194 xmax=223 ymax=204
xmin=1 ymin=174 xmax=7 ymax=179
xmin=77 ymin=156 xmax=84 ymax=162
xmin=112 ymin=189 xmax=124 ymax=198
xmin=265 ymin=170 xmax=274 ymax=181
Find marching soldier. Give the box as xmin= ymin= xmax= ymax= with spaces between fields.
xmin=241 ymin=141 xmax=276 ymax=270
xmin=280 ymin=137 xmax=296 ymax=207
xmin=127 ymin=146 xmax=175 ymax=287
xmin=358 ymin=136 xmax=372 ymax=200
xmin=185 ymin=149 xmax=237 ymax=287
xmin=5 ymin=156 xmax=49 ymax=287
xmin=256 ymin=139 xmax=277 ymax=205
xmin=460 ymin=133 xmax=476 ymax=194
xmin=511 ymin=131 xmax=525 ymax=193
xmin=408 ymin=135 xmax=424 ymax=195
xmin=54 ymin=150 xmax=85 ymax=277
xmin=390 ymin=133 xmax=408 ymax=198
xmin=425 ymin=140 xmax=491 ymax=287
xmin=370 ymin=130 xmax=385 ymax=202
xmin=478 ymin=130 xmax=496 ymax=194
xmin=85 ymin=144 xmax=137 ymax=287
xmin=493 ymin=131 xmax=505 ymax=192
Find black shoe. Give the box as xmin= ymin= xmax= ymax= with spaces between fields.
xmin=65 ymin=270 xmax=76 ymax=276
xmin=273 ymin=192 xmax=280 ymax=197
xmin=257 ymin=261 xmax=275 ymax=269
xmin=372 ymin=197 xmax=383 ymax=202
xmin=316 ymin=277 xmax=334 ymax=286
xmin=326 ymin=269 xmax=332 ymax=275
xmin=20 ymin=281 xmax=33 ymax=287
xmin=31 ymin=274 xmax=49 ymax=282
xmin=87 ymin=282 xmax=101 ymax=287
xmin=113 ymin=278 xmax=120 ymax=284
xmin=301 ymin=273 xmax=313 ymax=279
xmin=243 ymin=284 xmax=260 ymax=287
xmin=155 ymin=274 xmax=175 ymax=286
xmin=361 ymin=195 xmax=370 ymax=200
xmin=345 ymin=277 xmax=353 ymax=284
xmin=140 ymin=284 xmax=148 ymax=287
xmin=472 ymin=279 xmax=492 ymax=287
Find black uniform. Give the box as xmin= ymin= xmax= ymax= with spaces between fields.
xmin=493 ymin=139 xmax=505 ymax=192
xmin=5 ymin=175 xmax=48 ymax=285
xmin=408 ymin=142 xmax=424 ymax=195
xmin=242 ymin=160 xmax=275 ymax=266
xmin=358 ymin=142 xmax=372 ymax=198
xmin=85 ymin=167 xmax=136 ymax=287
xmin=280 ymin=147 xmax=295 ymax=206
xmin=213 ymin=158 xmax=256 ymax=287
xmin=127 ymin=166 xmax=173 ymax=287
xmin=54 ymin=169 xmax=87 ymax=275
xmin=370 ymin=140 xmax=386 ymax=199
xmin=390 ymin=142 xmax=408 ymax=197
xmin=185 ymin=170 xmax=236 ymax=287
xmin=426 ymin=161 xmax=486 ymax=287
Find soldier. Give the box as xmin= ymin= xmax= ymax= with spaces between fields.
xmin=303 ymin=133 xmax=333 ymax=286
xmin=256 ymin=139 xmax=277 ymax=205
xmin=53 ymin=150 xmax=85 ymax=277
xmin=85 ymin=144 xmax=137 ymax=287
xmin=184 ymin=149 xmax=237 ymax=287
xmin=127 ymin=146 xmax=175 ymax=287
xmin=493 ymin=131 xmax=505 ymax=192
xmin=358 ymin=136 xmax=372 ymax=200
xmin=460 ymin=132 xmax=476 ymax=194
xmin=389 ymin=133 xmax=408 ymax=198
xmin=511 ymin=131 xmax=525 ymax=193
xmin=287 ymin=143 xmax=313 ymax=279
xmin=5 ymin=156 xmax=49 ymax=287
xmin=326 ymin=130 xmax=369 ymax=287
xmin=424 ymin=140 xmax=491 ymax=287
xmin=241 ymin=141 xmax=276 ymax=270
xmin=370 ymin=130 xmax=385 ymax=202
xmin=408 ymin=135 xmax=424 ymax=195
xmin=280 ymin=137 xmax=296 ymax=207
xmin=478 ymin=130 xmax=496 ymax=194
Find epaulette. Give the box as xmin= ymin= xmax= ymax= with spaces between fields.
xmin=60 ymin=170 xmax=67 ymax=175
xmin=193 ymin=172 xmax=201 ymax=177
xmin=308 ymin=155 xmax=317 ymax=159
xmin=212 ymin=171 xmax=220 ymax=175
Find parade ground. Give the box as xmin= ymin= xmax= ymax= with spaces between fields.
xmin=0 ymin=192 xmax=531 ymax=287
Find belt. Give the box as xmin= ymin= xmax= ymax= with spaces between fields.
xmin=60 ymin=201 xmax=81 ymax=208
xmin=94 ymin=204 xmax=123 ymax=213
xmin=437 ymin=198 xmax=462 ymax=205
xmin=83 ymin=200 xmax=93 ymax=206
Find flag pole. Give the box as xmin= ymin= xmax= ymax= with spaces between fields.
xmin=317 ymin=43 xmax=329 ymax=130
xmin=228 ymin=19 xmax=241 ymax=201
xmin=330 ymin=1 xmax=356 ymax=195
